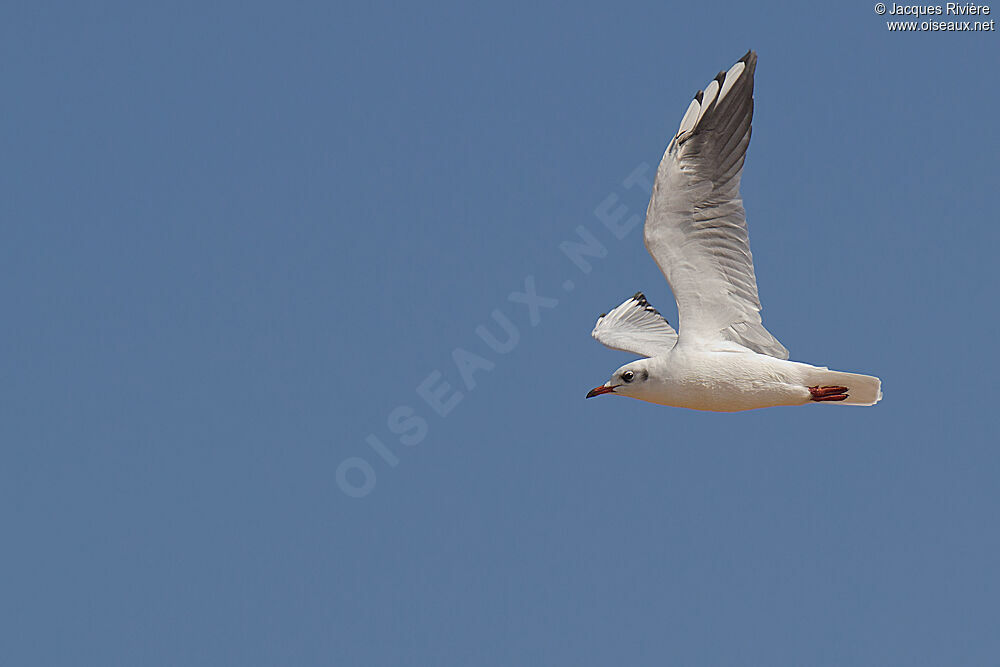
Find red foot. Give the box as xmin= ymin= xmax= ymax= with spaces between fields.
xmin=809 ymin=385 xmax=849 ymax=402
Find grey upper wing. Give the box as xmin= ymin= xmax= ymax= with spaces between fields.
xmin=642 ymin=51 xmax=787 ymax=359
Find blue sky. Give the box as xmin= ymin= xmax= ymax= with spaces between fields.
xmin=2 ymin=2 xmax=998 ymax=665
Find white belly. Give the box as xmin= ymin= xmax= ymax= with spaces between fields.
xmin=640 ymin=349 xmax=813 ymax=412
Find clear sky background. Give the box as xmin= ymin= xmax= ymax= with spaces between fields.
xmin=3 ymin=2 xmax=999 ymax=665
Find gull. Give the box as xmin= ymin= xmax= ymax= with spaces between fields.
xmin=586 ymin=51 xmax=882 ymax=412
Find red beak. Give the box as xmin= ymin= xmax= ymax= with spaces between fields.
xmin=586 ymin=385 xmax=616 ymax=398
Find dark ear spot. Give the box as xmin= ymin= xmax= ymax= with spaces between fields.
xmin=641 ymin=369 xmax=648 ymax=381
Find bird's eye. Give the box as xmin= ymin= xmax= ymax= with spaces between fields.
xmin=622 ymin=370 xmax=634 ymax=383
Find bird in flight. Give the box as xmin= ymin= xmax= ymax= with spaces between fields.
xmin=587 ymin=51 xmax=881 ymax=412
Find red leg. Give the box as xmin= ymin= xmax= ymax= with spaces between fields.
xmin=809 ymin=385 xmax=849 ymax=402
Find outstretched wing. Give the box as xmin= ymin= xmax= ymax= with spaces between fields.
xmin=591 ymin=292 xmax=678 ymax=358
xmin=643 ymin=51 xmax=788 ymax=359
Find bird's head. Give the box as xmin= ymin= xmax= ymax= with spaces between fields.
xmin=586 ymin=360 xmax=652 ymax=400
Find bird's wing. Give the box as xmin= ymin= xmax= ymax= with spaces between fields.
xmin=643 ymin=51 xmax=788 ymax=359
xmin=591 ymin=292 xmax=678 ymax=358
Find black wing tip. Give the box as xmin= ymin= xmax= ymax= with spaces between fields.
xmin=630 ymin=292 xmax=660 ymax=315
xmin=689 ymin=52 xmax=756 ymax=109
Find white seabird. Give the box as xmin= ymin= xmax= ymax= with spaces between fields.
xmin=587 ymin=51 xmax=882 ymax=412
